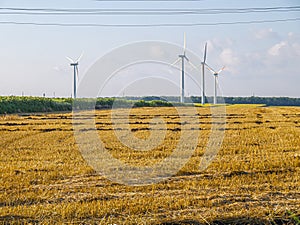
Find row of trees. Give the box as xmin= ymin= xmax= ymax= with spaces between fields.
xmin=190 ymin=96 xmax=300 ymax=106
xmin=0 ymin=96 xmax=71 ymax=114
xmin=223 ymin=96 xmax=300 ymax=106
xmin=0 ymin=96 xmax=299 ymax=114
xmin=128 ymin=96 xmax=300 ymax=106
xmin=0 ymin=97 xmax=174 ymax=114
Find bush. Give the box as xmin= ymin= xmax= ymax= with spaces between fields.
xmin=0 ymin=96 xmax=72 ymax=114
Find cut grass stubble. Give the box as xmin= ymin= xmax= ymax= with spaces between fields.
xmin=0 ymin=106 xmax=299 ymax=224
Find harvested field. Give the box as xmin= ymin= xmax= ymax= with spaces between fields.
xmin=0 ymin=106 xmax=299 ymax=224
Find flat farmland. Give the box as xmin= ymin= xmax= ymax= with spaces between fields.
xmin=0 ymin=106 xmax=299 ymax=224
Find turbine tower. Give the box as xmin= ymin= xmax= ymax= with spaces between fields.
xmin=201 ymin=43 xmax=207 ymax=105
xmin=66 ymin=53 xmax=83 ymax=99
xmin=178 ymin=33 xmax=189 ymax=103
xmin=206 ymin=64 xmax=225 ymax=104
xmin=171 ymin=33 xmax=197 ymax=103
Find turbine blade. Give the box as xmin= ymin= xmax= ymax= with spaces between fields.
xmin=205 ymin=63 xmax=216 ymax=74
xmin=66 ymin=56 xmax=74 ymax=63
xmin=185 ymin=55 xmax=189 ymax=62
xmin=217 ymin=66 xmax=226 ymax=74
xmin=183 ymin=32 xmax=186 ymax=54
xmin=76 ymin=51 xmax=84 ymax=62
xmin=187 ymin=60 xmax=198 ymax=70
xmin=203 ymin=42 xmax=207 ymax=63
xmin=171 ymin=58 xmax=181 ymax=66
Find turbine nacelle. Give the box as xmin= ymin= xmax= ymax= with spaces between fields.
xmin=70 ymin=62 xmax=79 ymax=66
xmin=205 ymin=64 xmax=225 ymax=76
xmin=178 ymin=54 xmax=189 ymax=61
xmin=66 ymin=52 xmax=83 ymax=67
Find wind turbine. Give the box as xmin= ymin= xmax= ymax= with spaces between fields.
xmin=172 ymin=33 xmax=189 ymax=103
xmin=201 ymin=43 xmax=207 ymax=105
xmin=66 ymin=53 xmax=83 ymax=99
xmin=206 ymin=64 xmax=225 ymax=105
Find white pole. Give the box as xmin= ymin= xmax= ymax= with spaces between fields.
xmin=214 ymin=75 xmax=217 ymax=104
xmin=73 ymin=65 xmax=77 ymax=99
xmin=181 ymin=57 xmax=185 ymax=103
xmin=201 ymin=62 xmax=205 ymax=104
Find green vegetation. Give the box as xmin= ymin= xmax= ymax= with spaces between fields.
xmin=222 ymin=96 xmax=300 ymax=106
xmin=0 ymin=97 xmax=176 ymax=114
xmin=287 ymin=210 xmax=300 ymax=224
xmin=1 ymin=96 xmax=300 ymax=114
xmin=129 ymin=96 xmax=300 ymax=106
xmin=0 ymin=96 xmax=71 ymax=114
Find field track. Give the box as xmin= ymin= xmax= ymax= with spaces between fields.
xmin=0 ymin=106 xmax=299 ymax=224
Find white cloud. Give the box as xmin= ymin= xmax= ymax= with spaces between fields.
xmin=254 ymin=28 xmax=278 ymax=40
xmin=198 ymin=31 xmax=300 ymax=97
xmin=268 ymin=41 xmax=287 ymax=56
xmin=207 ymin=38 xmax=234 ymax=52
xmin=150 ymin=45 xmax=165 ymax=58
xmin=206 ymin=40 xmax=215 ymax=53
xmin=220 ymin=48 xmax=239 ymax=65
xmin=267 ymin=38 xmax=300 ymax=59
xmin=219 ymin=48 xmax=239 ymax=74
xmin=292 ymin=42 xmax=300 ymax=56
xmin=53 ymin=65 xmax=69 ymax=74
xmin=288 ymin=32 xmax=294 ymax=38
xmin=205 ymin=38 xmax=240 ymax=74
xmin=189 ymin=31 xmax=299 ymax=97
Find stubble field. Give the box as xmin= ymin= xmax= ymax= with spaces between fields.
xmin=0 ymin=105 xmax=299 ymax=224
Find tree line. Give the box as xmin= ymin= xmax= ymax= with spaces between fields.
xmin=0 ymin=96 xmax=299 ymax=114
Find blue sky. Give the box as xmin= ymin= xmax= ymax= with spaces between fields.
xmin=0 ymin=0 xmax=299 ymax=97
